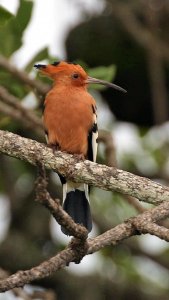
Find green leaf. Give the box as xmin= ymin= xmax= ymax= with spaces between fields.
xmin=13 ymin=0 xmax=33 ymax=36
xmin=0 ymin=6 xmax=14 ymax=26
xmin=0 ymin=69 xmax=29 ymax=98
xmin=24 ymin=47 xmax=49 ymax=73
xmin=0 ymin=0 xmax=33 ymax=57
xmin=88 ymin=65 xmax=116 ymax=90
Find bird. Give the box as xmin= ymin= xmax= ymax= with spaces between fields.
xmin=34 ymin=61 xmax=126 ymax=235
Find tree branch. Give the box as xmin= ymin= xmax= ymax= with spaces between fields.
xmin=1 ymin=129 xmax=169 ymax=291
xmin=0 ymin=246 xmax=77 ymax=292
xmin=111 ymin=2 xmax=169 ymax=63
xmin=0 ymin=86 xmax=43 ymax=135
xmin=1 ymin=199 xmax=169 ymax=292
xmin=35 ymin=163 xmax=88 ymax=239
xmin=88 ymin=200 xmax=169 ymax=253
xmin=98 ymin=129 xmax=145 ymax=213
xmin=0 ymin=130 xmax=169 ymax=206
xmin=0 ymin=55 xmax=49 ymax=96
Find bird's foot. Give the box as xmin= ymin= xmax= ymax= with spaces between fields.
xmin=48 ymin=143 xmax=60 ymax=154
xmin=73 ymin=153 xmax=85 ymax=161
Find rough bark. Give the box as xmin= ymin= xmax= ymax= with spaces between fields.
xmin=0 ymin=130 xmax=169 ymax=205
xmin=1 ymin=129 xmax=169 ymax=292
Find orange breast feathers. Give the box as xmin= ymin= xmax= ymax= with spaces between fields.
xmin=43 ymin=86 xmax=96 ymax=157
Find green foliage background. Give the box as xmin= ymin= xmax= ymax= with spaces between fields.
xmin=0 ymin=1 xmax=169 ymax=300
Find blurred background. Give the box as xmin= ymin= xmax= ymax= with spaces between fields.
xmin=0 ymin=0 xmax=169 ymax=299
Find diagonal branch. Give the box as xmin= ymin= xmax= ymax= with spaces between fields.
xmin=0 ymin=86 xmax=43 ymax=135
xmin=111 ymin=2 xmax=169 ymax=62
xmin=0 ymin=130 xmax=169 ymax=206
xmin=0 ymin=55 xmax=49 ymax=96
xmin=88 ymin=200 xmax=169 ymax=253
xmin=35 ymin=163 xmax=88 ymax=239
xmin=1 ymin=199 xmax=169 ymax=292
xmin=0 ymin=246 xmax=76 ymax=292
xmin=1 ymin=130 xmax=169 ymax=292
xmin=99 ymin=129 xmax=145 ymax=213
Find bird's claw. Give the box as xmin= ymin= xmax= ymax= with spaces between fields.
xmin=73 ymin=153 xmax=85 ymax=161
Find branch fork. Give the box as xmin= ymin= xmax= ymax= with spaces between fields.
xmin=1 ymin=130 xmax=169 ymax=292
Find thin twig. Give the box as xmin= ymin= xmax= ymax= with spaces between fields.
xmin=0 ymin=130 xmax=169 ymax=291
xmin=0 ymin=55 xmax=49 ymax=96
xmin=110 ymin=2 xmax=169 ymax=62
xmin=0 ymin=246 xmax=76 ymax=292
xmin=0 ymin=101 xmax=43 ymax=136
xmin=0 ymin=86 xmax=43 ymax=135
xmin=88 ymin=200 xmax=169 ymax=253
xmin=1 ymin=199 xmax=169 ymax=292
xmin=99 ymin=129 xmax=145 ymax=213
xmin=98 ymin=129 xmax=117 ymax=166
xmin=35 ymin=163 xmax=88 ymax=239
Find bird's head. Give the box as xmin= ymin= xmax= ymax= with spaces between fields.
xmin=34 ymin=61 xmax=127 ymax=93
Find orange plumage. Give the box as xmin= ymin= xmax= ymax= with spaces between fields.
xmin=44 ymin=81 xmax=96 ymax=156
xmin=34 ymin=61 xmax=126 ymax=235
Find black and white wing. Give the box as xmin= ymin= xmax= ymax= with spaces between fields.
xmin=87 ymin=104 xmax=98 ymax=162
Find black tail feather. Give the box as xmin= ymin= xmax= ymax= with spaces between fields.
xmin=61 ymin=190 xmax=92 ymax=235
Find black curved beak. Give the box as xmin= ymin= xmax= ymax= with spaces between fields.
xmin=86 ymin=76 xmax=127 ymax=93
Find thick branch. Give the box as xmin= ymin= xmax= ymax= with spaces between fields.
xmin=0 ymin=130 xmax=169 ymax=205
xmin=1 ymin=131 xmax=169 ymax=292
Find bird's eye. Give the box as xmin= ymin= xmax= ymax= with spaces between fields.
xmin=72 ymin=73 xmax=79 ymax=79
